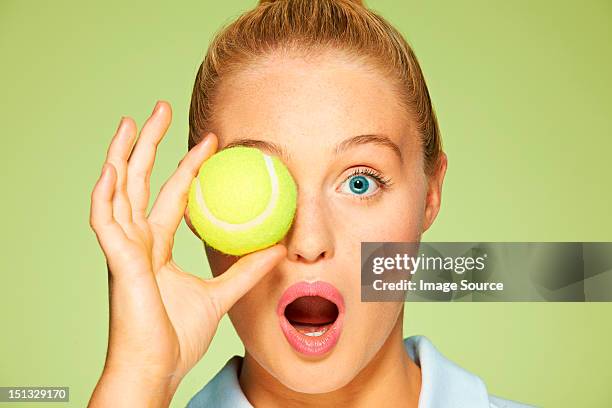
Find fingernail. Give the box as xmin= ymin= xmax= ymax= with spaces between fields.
xmin=152 ymin=101 xmax=161 ymax=115
xmin=201 ymin=132 xmax=214 ymax=145
xmin=116 ymin=116 xmax=125 ymax=132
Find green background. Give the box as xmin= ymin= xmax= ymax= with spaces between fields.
xmin=1 ymin=0 xmax=610 ymax=406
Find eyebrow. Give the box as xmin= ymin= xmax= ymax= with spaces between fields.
xmin=223 ymin=138 xmax=290 ymax=162
xmin=335 ymin=134 xmax=403 ymax=163
xmin=223 ymin=133 xmax=403 ymax=163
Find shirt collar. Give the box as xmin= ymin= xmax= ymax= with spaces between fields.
xmin=187 ymin=335 xmax=491 ymax=408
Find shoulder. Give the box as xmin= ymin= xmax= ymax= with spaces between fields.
xmin=186 ymin=356 xmax=252 ymax=408
xmin=489 ymin=394 xmax=537 ymax=408
xmin=404 ymin=335 xmax=538 ymax=408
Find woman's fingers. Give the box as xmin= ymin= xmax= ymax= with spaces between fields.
xmin=209 ymin=245 xmax=286 ymax=317
xmin=148 ymin=133 xmax=218 ymax=239
xmin=90 ymin=163 xmax=129 ymax=257
xmin=105 ymin=117 xmax=137 ymax=225
xmin=126 ymin=101 xmax=172 ymax=219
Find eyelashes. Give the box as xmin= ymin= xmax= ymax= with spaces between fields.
xmin=339 ymin=167 xmax=393 ymax=201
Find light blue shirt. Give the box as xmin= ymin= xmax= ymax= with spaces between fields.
xmin=187 ymin=335 xmax=535 ymax=407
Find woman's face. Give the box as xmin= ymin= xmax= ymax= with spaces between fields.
xmin=197 ymin=50 xmax=444 ymax=393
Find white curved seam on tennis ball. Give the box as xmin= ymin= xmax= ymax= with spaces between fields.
xmin=194 ymin=153 xmax=280 ymax=232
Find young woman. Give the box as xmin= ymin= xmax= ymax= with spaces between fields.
xmin=88 ymin=0 xmax=532 ymax=406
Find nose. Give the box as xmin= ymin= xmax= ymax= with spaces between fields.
xmin=282 ymin=191 xmax=334 ymax=263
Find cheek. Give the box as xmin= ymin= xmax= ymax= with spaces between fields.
xmin=334 ymin=299 xmax=403 ymax=384
xmin=359 ymin=302 xmax=403 ymax=337
xmin=331 ymin=182 xmax=426 ymax=244
xmin=330 ymin=181 xmax=427 ymax=295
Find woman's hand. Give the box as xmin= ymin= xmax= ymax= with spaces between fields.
xmin=88 ymin=101 xmax=286 ymax=407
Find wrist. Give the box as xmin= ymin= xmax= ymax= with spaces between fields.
xmin=89 ymin=367 xmax=183 ymax=408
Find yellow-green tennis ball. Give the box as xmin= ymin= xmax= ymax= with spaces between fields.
xmin=187 ymin=146 xmax=297 ymax=256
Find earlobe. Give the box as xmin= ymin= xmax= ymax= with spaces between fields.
xmin=422 ymin=153 xmax=448 ymax=233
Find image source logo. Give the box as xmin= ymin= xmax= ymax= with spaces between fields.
xmin=361 ymin=242 xmax=612 ymax=302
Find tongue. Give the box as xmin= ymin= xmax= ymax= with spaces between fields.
xmin=285 ymin=296 xmax=338 ymax=325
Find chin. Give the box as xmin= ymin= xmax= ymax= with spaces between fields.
xmin=271 ymin=351 xmax=360 ymax=394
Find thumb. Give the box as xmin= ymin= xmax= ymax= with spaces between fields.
xmin=209 ymin=244 xmax=286 ymax=315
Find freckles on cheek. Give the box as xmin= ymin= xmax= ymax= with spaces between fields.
xmin=335 ymin=208 xmax=421 ymax=249
xmin=355 ymin=197 xmax=424 ymax=242
xmin=379 ymin=182 xmax=427 ymax=240
xmin=370 ymin=219 xmax=420 ymax=242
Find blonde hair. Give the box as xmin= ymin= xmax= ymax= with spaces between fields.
xmin=188 ymin=0 xmax=442 ymax=175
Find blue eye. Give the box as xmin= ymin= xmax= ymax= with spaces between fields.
xmin=339 ymin=168 xmax=390 ymax=199
xmin=349 ymin=175 xmax=371 ymax=195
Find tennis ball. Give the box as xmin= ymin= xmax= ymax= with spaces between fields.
xmin=187 ymin=146 xmax=297 ymax=256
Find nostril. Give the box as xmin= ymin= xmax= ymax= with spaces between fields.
xmin=291 ymin=250 xmax=329 ymax=263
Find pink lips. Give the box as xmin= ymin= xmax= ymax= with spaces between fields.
xmin=277 ymin=281 xmax=345 ymax=356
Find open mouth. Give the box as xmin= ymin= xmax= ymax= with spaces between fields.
xmin=277 ymin=281 xmax=345 ymax=356
xmin=284 ymin=296 xmax=339 ymax=337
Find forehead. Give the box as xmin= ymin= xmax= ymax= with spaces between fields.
xmin=212 ymin=50 xmax=415 ymax=158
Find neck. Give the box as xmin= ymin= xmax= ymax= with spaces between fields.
xmin=239 ymin=310 xmax=421 ymax=408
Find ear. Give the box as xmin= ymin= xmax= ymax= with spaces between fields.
xmin=422 ymin=152 xmax=448 ymax=233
